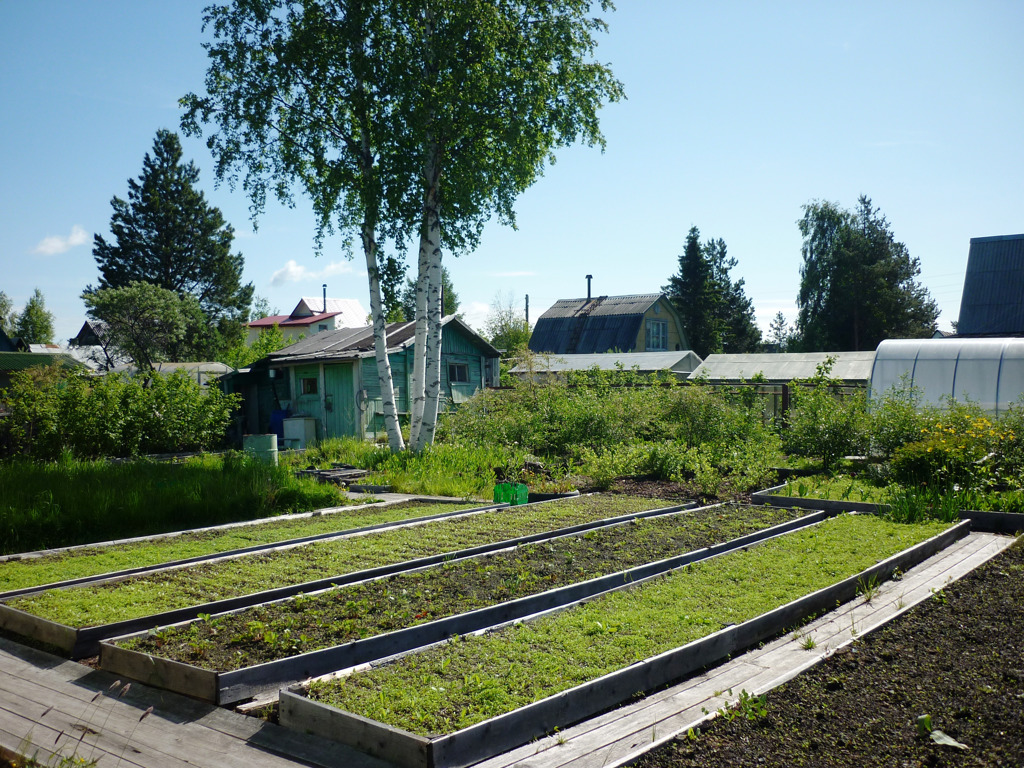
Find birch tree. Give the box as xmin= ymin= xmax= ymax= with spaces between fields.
xmin=182 ymin=0 xmax=622 ymax=452
xmin=181 ymin=0 xmax=413 ymax=450
xmin=399 ymin=0 xmax=624 ymax=450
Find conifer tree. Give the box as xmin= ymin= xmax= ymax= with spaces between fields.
xmin=90 ymin=130 xmax=253 ymax=359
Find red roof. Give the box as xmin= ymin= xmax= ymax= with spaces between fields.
xmin=248 ymin=312 xmax=341 ymax=328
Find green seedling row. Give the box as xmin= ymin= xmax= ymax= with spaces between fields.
xmin=306 ymin=514 xmax=948 ymax=736
xmin=118 ymin=504 xmax=805 ymax=671
xmin=0 ymin=501 xmax=479 ymax=595
xmin=8 ymin=496 xmax=670 ymax=628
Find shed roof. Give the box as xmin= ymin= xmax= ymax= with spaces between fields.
xmin=529 ymin=294 xmax=668 ymax=354
xmin=267 ymin=315 xmax=498 ymax=364
xmin=689 ymin=352 xmax=876 ymax=384
xmin=510 ymin=351 xmax=701 ymax=375
xmin=0 ymin=351 xmax=83 ymax=374
xmin=957 ymin=233 xmax=1024 ymax=336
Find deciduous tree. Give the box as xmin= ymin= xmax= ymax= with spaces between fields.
xmin=182 ymin=0 xmax=622 ymax=452
xmin=83 ymin=282 xmax=204 ymax=374
xmin=13 ymin=288 xmax=55 ymax=344
xmin=0 ymin=291 xmax=15 ymax=337
xmin=90 ymin=130 xmax=253 ymax=359
xmin=796 ymin=196 xmax=938 ymax=351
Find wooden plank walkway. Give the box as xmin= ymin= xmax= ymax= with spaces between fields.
xmin=0 ymin=532 xmax=1012 ymax=768
xmin=0 ymin=636 xmax=391 ymax=768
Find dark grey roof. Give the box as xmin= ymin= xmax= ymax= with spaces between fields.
xmin=957 ymin=233 xmax=1024 ymax=336
xmin=528 ymin=294 xmax=663 ymax=354
xmin=268 ymin=316 xmax=498 ymax=364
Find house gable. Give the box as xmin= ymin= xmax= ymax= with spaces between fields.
xmin=530 ymin=293 xmax=689 ymax=354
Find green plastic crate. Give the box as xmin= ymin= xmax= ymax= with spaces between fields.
xmin=493 ymin=483 xmax=528 ymax=506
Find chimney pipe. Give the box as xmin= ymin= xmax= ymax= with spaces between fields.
xmin=322 ymin=284 xmax=327 ymax=314
xmin=525 ymin=294 xmax=529 ymax=327
xmin=586 ymin=275 xmax=593 ymax=302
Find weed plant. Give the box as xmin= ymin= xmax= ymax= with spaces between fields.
xmin=0 ymin=452 xmax=347 ymax=555
xmin=286 ymin=438 xmax=523 ymax=498
xmin=438 ymin=370 xmax=783 ymax=496
xmin=306 ymin=514 xmax=947 ymax=736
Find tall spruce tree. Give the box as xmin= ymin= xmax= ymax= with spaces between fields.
xmin=90 ymin=130 xmax=253 ymax=359
xmin=664 ymin=228 xmax=760 ymax=358
xmin=796 ymin=196 xmax=938 ymax=351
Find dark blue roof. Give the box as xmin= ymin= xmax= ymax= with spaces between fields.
xmin=528 ymin=294 xmax=661 ymax=354
xmin=957 ymin=234 xmax=1024 ymax=336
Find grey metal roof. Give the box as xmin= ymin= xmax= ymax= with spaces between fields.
xmin=957 ymin=233 xmax=1024 ymax=335
xmin=689 ymin=352 xmax=877 ymax=384
xmin=510 ymin=351 xmax=701 ymax=375
xmin=267 ymin=316 xmax=498 ymax=364
xmin=528 ymin=294 xmax=663 ymax=354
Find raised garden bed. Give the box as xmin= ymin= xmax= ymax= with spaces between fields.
xmin=0 ymin=500 xmax=489 ymax=599
xmin=754 ymin=482 xmax=1024 ymax=533
xmin=0 ymin=495 xmax=686 ymax=657
xmin=101 ymin=504 xmax=814 ymax=704
xmin=279 ymin=515 xmax=961 ymax=768
xmin=751 ymin=482 xmax=887 ymax=515
xmin=631 ymin=535 xmax=1024 ymax=768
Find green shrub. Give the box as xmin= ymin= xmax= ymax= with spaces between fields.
xmin=869 ymin=378 xmax=933 ymax=459
xmin=783 ymin=360 xmax=869 ymax=472
xmin=0 ymin=365 xmax=239 ymax=460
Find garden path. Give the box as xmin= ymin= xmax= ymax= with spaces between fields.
xmin=0 ymin=636 xmax=389 ymax=768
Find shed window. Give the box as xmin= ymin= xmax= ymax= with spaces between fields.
xmin=646 ymin=319 xmax=668 ymax=351
xmin=317 ymin=323 xmax=328 ymax=332
xmin=300 ymin=377 xmax=318 ymax=395
xmin=448 ymin=363 xmax=470 ymax=383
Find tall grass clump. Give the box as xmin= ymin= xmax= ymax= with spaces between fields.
xmin=0 ymin=452 xmax=346 ymax=554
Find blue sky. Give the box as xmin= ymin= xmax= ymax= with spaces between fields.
xmin=2 ymin=1 xmax=1022 ymax=344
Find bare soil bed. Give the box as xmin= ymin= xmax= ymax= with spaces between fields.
xmin=633 ymin=536 xmax=1024 ymax=768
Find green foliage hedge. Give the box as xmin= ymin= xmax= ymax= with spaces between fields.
xmin=0 ymin=364 xmax=239 ymax=460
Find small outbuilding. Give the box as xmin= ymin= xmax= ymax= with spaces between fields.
xmin=227 ymin=316 xmax=499 ymax=445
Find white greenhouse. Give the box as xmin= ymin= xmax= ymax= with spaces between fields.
xmin=870 ymin=337 xmax=1024 ymax=415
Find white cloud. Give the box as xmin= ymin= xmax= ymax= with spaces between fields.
xmin=33 ymin=225 xmax=89 ymax=255
xmin=460 ymin=300 xmax=491 ymax=333
xmin=270 ymin=259 xmax=358 ymax=286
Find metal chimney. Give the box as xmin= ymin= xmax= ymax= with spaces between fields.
xmin=586 ymin=275 xmax=593 ymax=301
xmin=525 ymin=294 xmax=530 ymax=326
xmin=322 ymin=284 xmax=327 ymax=314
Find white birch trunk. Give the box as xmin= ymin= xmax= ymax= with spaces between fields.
xmin=363 ymin=224 xmax=405 ymax=452
xmin=416 ymin=195 xmax=444 ymax=450
xmin=407 ymin=230 xmax=430 ymax=449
